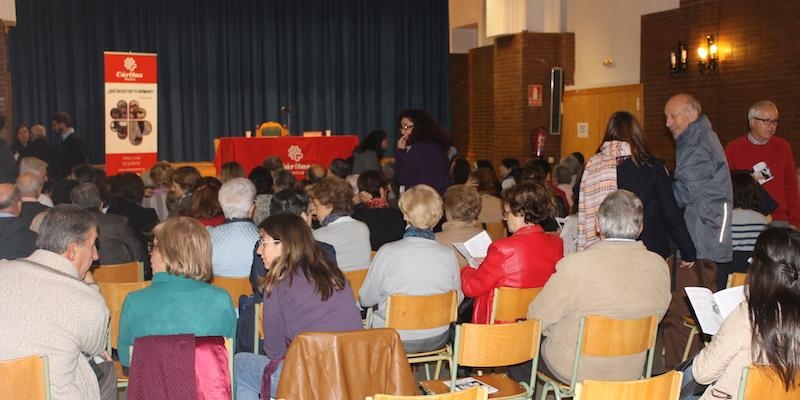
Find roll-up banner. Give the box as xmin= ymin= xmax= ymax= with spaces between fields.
xmin=104 ymin=52 xmax=158 ymax=175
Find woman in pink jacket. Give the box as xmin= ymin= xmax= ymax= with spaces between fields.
xmin=461 ymin=181 xmax=563 ymax=324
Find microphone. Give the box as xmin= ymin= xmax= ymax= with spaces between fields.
xmin=281 ymin=106 xmax=290 ymax=113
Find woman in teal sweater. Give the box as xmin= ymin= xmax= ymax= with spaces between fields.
xmin=118 ymin=217 xmax=237 ymax=366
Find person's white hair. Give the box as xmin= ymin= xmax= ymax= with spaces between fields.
xmin=598 ymin=190 xmax=643 ymax=240
xmin=30 ymin=124 xmax=47 ymax=140
xmin=218 ymin=178 xmax=256 ymax=219
xmin=19 ymin=157 xmax=48 ymax=178
xmin=16 ymin=172 xmax=43 ymax=197
xmin=747 ymin=100 xmax=778 ymax=122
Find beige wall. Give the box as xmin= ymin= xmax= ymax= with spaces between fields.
xmin=449 ymin=0 xmax=679 ymax=88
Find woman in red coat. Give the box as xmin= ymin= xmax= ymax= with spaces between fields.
xmin=461 ymin=181 xmax=563 ymax=323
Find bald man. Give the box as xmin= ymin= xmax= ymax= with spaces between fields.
xmin=0 ymin=183 xmax=38 ymax=259
xmin=662 ymin=93 xmax=733 ymax=368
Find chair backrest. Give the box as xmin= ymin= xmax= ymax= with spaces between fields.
xmin=257 ymin=121 xmax=286 ymax=137
xmin=727 ymin=272 xmax=747 ymax=288
xmin=738 ymin=365 xmax=800 ymax=400
xmin=490 ymin=286 xmax=542 ymax=324
xmin=483 ymin=222 xmax=506 ymax=241
xmin=211 ymin=276 xmax=253 ymax=308
xmin=344 ymin=268 xmax=369 ymax=302
xmin=99 ymin=281 xmax=151 ymax=349
xmin=93 ymin=261 xmax=143 ymax=283
xmin=0 ymin=355 xmax=50 ymax=400
xmin=578 ymin=315 xmax=659 ymax=379
xmin=574 ymin=370 xmax=682 ymax=400
xmin=276 ymin=328 xmax=418 ymax=399
xmin=384 ymin=291 xmax=458 ymax=331
xmin=456 ymin=319 xmax=540 ymax=368
xmin=368 ymin=386 xmax=489 ymax=400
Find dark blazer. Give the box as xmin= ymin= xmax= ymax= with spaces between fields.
xmin=617 ymin=158 xmax=697 ymax=261
xmin=19 ymin=201 xmax=50 ymax=230
xmin=93 ymin=211 xmax=145 ymax=265
xmin=107 ymin=200 xmax=159 ymax=241
xmin=0 ymin=140 xmax=17 ymax=184
xmin=27 ymin=138 xmax=68 ymax=181
xmin=0 ymin=216 xmax=37 ymax=260
xmin=352 ymin=206 xmax=405 ymax=250
xmin=60 ymin=133 xmax=88 ymax=173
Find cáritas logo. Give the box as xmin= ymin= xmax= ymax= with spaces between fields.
xmin=288 ymin=145 xmax=304 ymax=162
xmin=116 ymin=57 xmax=144 ymax=81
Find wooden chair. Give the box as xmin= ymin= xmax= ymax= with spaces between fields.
xmin=345 ymin=268 xmax=369 ymax=302
xmin=0 ymin=355 xmax=50 ymax=400
xmin=383 ymin=291 xmax=458 ymax=380
xmin=483 ymin=222 xmax=507 ymax=241
xmin=737 ymin=365 xmax=800 ymax=399
xmin=682 ymin=272 xmax=748 ymax=361
xmin=92 ymin=261 xmax=143 ymax=283
xmin=257 ymin=121 xmax=287 ymax=137
xmin=211 ymin=276 xmax=253 ymax=308
xmin=574 ymin=370 xmax=682 ymax=400
xmin=368 ymin=386 xmax=488 ymax=400
xmin=490 ymin=287 xmax=542 ymax=324
xmin=420 ymin=319 xmax=541 ymax=400
xmin=538 ymin=315 xmax=659 ymax=400
xmin=98 ymin=281 xmax=151 ymax=352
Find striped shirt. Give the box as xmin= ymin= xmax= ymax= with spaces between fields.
xmin=731 ymin=209 xmax=767 ymax=251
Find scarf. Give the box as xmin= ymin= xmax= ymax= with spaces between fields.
xmin=363 ymin=197 xmax=388 ymax=209
xmin=577 ymin=140 xmax=631 ymax=251
xmin=403 ymin=226 xmax=436 ymax=240
xmin=320 ymin=211 xmax=348 ymax=227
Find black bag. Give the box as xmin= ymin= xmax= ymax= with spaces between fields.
xmin=675 ymin=355 xmax=708 ymax=398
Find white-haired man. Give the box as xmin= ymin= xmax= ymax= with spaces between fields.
xmin=209 ymin=177 xmax=259 ymax=277
xmin=510 ymin=190 xmax=671 ymax=384
xmin=0 ymin=205 xmax=110 ymax=399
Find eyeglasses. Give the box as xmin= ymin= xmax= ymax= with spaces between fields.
xmin=258 ymin=238 xmax=281 ymax=247
xmin=146 ymin=241 xmax=156 ymax=253
xmin=753 ymin=117 xmax=780 ymax=126
xmin=398 ymin=124 xmax=414 ymax=132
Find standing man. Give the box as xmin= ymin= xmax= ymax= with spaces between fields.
xmin=725 ymin=101 xmax=799 ymax=228
xmin=0 ymin=204 xmax=109 ymax=399
xmin=662 ymin=93 xmax=733 ymax=368
xmin=52 ymin=111 xmax=88 ymax=174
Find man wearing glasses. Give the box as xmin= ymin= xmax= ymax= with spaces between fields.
xmin=725 ymin=101 xmax=800 ymax=229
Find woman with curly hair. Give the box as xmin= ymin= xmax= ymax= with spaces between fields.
xmin=460 ymin=181 xmax=563 ymax=324
xmin=394 ymin=109 xmax=452 ymax=194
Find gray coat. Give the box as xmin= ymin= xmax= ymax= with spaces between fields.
xmin=673 ymin=115 xmax=733 ymax=263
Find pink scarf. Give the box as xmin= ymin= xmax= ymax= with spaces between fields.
xmin=577 ymin=141 xmax=631 ymax=250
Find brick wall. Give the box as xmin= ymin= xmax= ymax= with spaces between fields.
xmin=642 ymin=0 xmax=800 ymax=169
xmin=0 ymin=21 xmax=9 ymax=127
xmin=461 ymin=32 xmax=575 ymax=166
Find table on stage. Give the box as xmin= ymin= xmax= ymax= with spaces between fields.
xmin=213 ymin=135 xmax=360 ymax=178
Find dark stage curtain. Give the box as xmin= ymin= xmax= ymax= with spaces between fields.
xmin=9 ymin=0 xmax=450 ymax=164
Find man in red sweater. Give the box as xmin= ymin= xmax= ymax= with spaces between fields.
xmin=725 ymin=101 xmax=800 ymax=228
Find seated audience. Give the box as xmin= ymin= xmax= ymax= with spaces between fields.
xmin=181 ymin=177 xmax=225 ymax=227
xmin=17 ymin=172 xmax=50 ymax=228
xmin=106 ymin=173 xmax=159 ymax=254
xmin=681 ymin=227 xmax=800 ymax=400
xmin=305 ymin=164 xmax=326 ymax=185
xmin=510 ymin=190 xmax=671 ymax=383
xmin=327 ymin=158 xmax=351 ymax=179
xmin=352 ymin=129 xmax=388 ymax=174
xmin=450 ymin=156 xmax=472 ymax=185
xmin=719 ymin=171 xmax=769 ymax=289
xmin=250 ymin=188 xmax=337 ymax=296
xmin=522 ymin=158 xmax=569 ymax=218
xmin=168 ymin=165 xmax=201 ymax=217
xmin=262 ymin=156 xmax=284 ymax=173
xmin=310 ymin=176 xmax=371 ymax=271
xmin=249 ymin=166 xmax=274 ymax=225
xmin=359 ymin=184 xmax=463 ymax=353
xmin=234 ymin=213 xmax=362 ymax=399
xmin=471 ymin=167 xmax=504 ymax=225
xmin=218 ymin=161 xmax=245 ymax=183
xmin=0 ymin=205 xmax=110 ymax=399
xmin=499 ymin=157 xmax=520 ymax=192
xmin=19 ymin=156 xmax=54 ymax=206
xmin=461 ymin=182 xmax=563 ymax=324
xmin=209 ymin=178 xmax=259 ymax=277
xmin=118 ymin=217 xmax=237 ymax=367
xmin=553 ymin=164 xmax=574 ymax=210
xmin=271 ymin=168 xmax=296 ymax=194
xmin=141 ymin=161 xmax=172 ymax=221
xmin=0 ymin=183 xmax=37 ymax=259
xmin=435 ymin=184 xmax=483 ymax=267
xmin=71 ymin=183 xmax=144 ymax=265
xmin=352 ymin=171 xmax=405 ymax=250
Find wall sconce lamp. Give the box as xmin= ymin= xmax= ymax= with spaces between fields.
xmin=697 ymin=35 xmax=718 ymax=74
xmin=670 ymin=42 xmax=688 ymax=77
